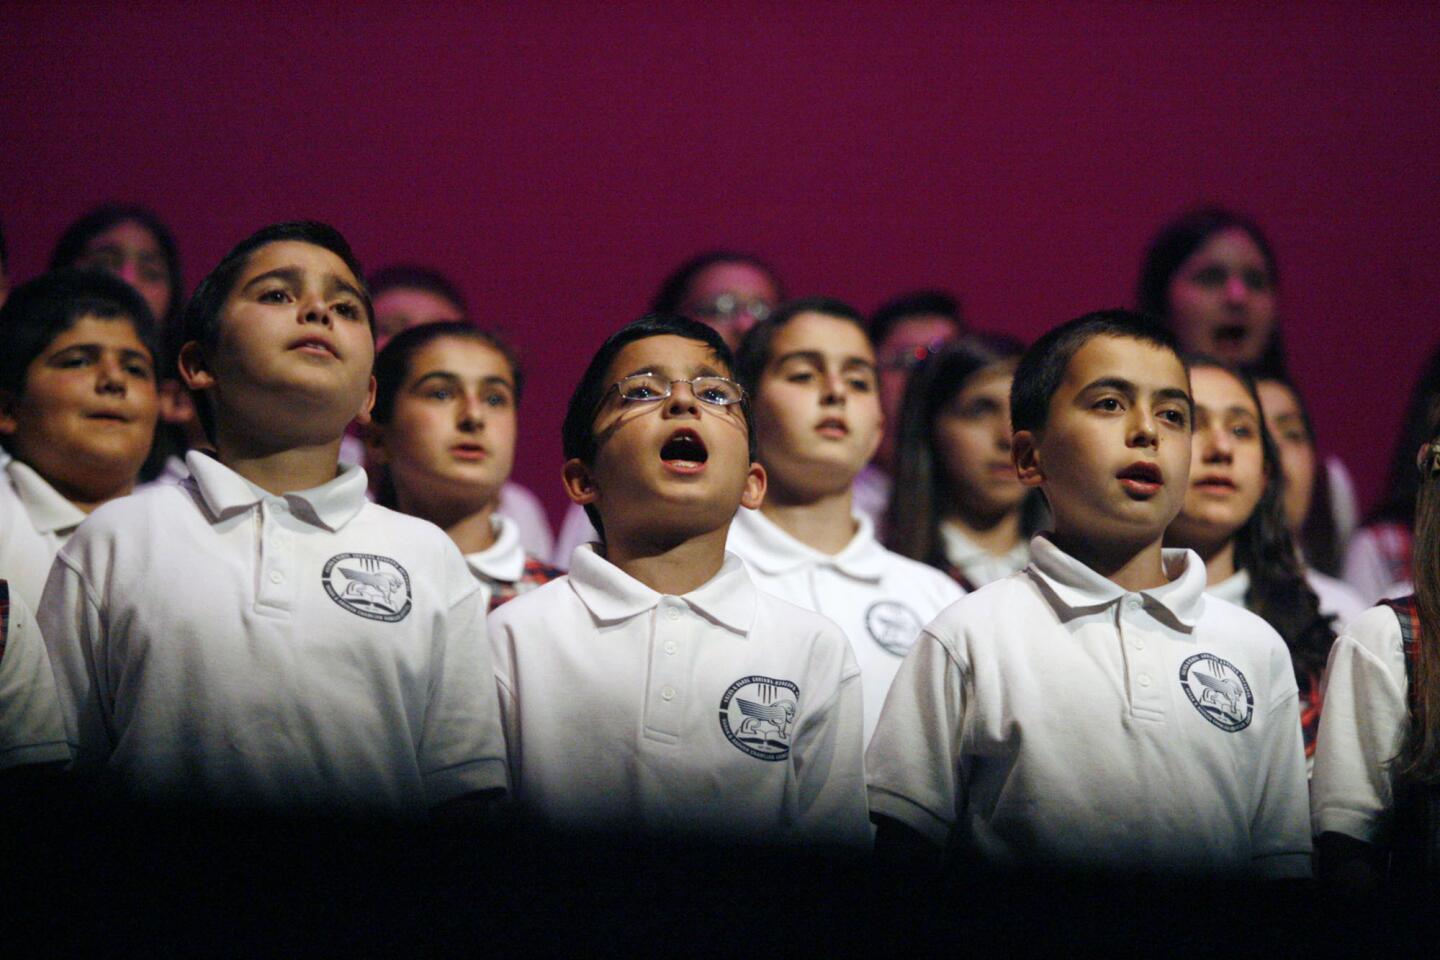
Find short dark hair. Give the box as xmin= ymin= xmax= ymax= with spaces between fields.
xmin=1136 ymin=205 xmax=1286 ymax=378
xmin=869 ymin=289 xmax=963 ymax=349
xmin=650 ymin=250 xmax=784 ymax=315
xmin=48 ymin=204 xmax=184 ymax=328
xmin=733 ymin=296 xmax=869 ymax=399
xmin=562 ymin=314 xmax=753 ymax=538
xmin=368 ymin=264 xmax=467 ymax=315
xmin=372 ymin=320 xmax=522 ymax=425
xmin=181 ymin=221 xmax=371 ymax=441
xmin=0 ymin=268 xmax=157 ymax=398
xmin=1010 ymin=309 xmax=1187 ymax=435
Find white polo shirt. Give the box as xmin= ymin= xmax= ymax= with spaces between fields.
xmin=0 ymin=460 xmax=87 ymax=612
xmin=866 ymin=535 xmax=1311 ymax=876
xmin=464 ymin=513 xmax=558 ymax=611
xmin=39 ymin=451 xmax=507 ymax=815
xmin=0 ymin=582 xmax=69 ymax=771
xmin=1310 ymin=604 xmax=1409 ymax=844
xmin=725 ymin=508 xmax=964 ymax=745
xmin=940 ymin=522 xmax=1030 ymax=591
xmin=487 ymin=545 xmax=870 ymax=849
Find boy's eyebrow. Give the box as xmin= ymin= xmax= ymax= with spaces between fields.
xmin=773 ymin=350 xmax=876 ymax=372
xmin=324 ymin=273 xmax=365 ymax=302
xmin=1079 ymin=376 xmax=1138 ymax=398
xmin=1154 ymin=387 xmax=1194 ymax=408
xmin=411 ymin=370 xmax=514 ymax=390
xmin=240 ymin=266 xmax=302 ymax=293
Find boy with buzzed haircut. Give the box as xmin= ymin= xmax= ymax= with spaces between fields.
xmin=39 ymin=222 xmax=506 ymax=815
xmin=487 ymin=315 xmax=869 ymax=849
xmin=727 ymin=298 xmax=963 ymax=745
xmin=867 ymin=310 xmax=1310 ymax=875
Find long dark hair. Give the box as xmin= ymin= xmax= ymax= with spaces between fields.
xmin=49 ymin=204 xmax=184 ymax=331
xmin=1137 ymin=205 xmax=1287 ymax=379
xmin=1255 ymin=372 xmax=1343 ymax=576
xmin=1368 ymin=342 xmax=1440 ymax=530
xmin=1186 ymin=358 xmax=1335 ymax=682
xmin=1399 ymin=421 xmax=1440 ymax=782
xmin=650 ymin=251 xmax=784 ymax=315
xmin=885 ymin=334 xmax=1038 ymax=570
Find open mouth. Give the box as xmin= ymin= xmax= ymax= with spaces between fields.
xmin=816 ymin=417 xmax=849 ymax=438
xmin=1117 ymin=461 xmax=1163 ymax=497
xmin=290 ymin=336 xmax=339 ymax=359
xmin=85 ymin=411 xmax=131 ymax=423
xmin=1212 ymin=324 xmax=1250 ymax=346
xmin=660 ymin=429 xmax=708 ymax=470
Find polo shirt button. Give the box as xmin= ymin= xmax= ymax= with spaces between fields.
xmin=268 ymin=570 xmax=284 ymax=584
xmin=1131 ymin=638 xmax=1145 ymax=651
xmin=1125 ymin=596 xmax=1142 ymax=611
xmin=1137 ymin=673 xmax=1151 ymax=688
xmin=665 ymin=606 xmax=681 ymax=621
xmin=664 ymin=641 xmax=678 ymax=655
xmin=661 ymin=685 xmax=677 ymax=701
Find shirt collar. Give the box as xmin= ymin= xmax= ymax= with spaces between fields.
xmin=185 ymin=450 xmax=368 ymax=532
xmin=940 ymin=521 xmax=1029 ymax=569
xmin=1024 ymin=533 xmax=1207 ymax=629
xmin=6 ymin=460 xmax=87 ymax=536
xmin=466 ymin=514 xmax=526 ymax=583
xmin=729 ymin=507 xmax=888 ymax=581
xmin=567 ymin=544 xmax=757 ymax=634
xmin=1207 ymin=569 xmax=1250 ymax=607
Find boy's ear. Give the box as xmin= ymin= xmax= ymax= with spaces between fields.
xmin=739 ymin=461 xmax=767 ymax=510
xmin=353 ymin=374 xmax=377 ymax=428
xmin=0 ymin=389 xmax=17 ymax=437
xmin=361 ymin=419 xmax=389 ymax=466
xmin=1012 ymin=430 xmax=1045 ymax=488
xmin=561 ymin=458 xmax=598 ymax=507
xmin=177 ymin=341 xmax=215 ymax=392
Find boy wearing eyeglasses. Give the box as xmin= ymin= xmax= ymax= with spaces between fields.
xmin=486 ymin=314 xmax=869 ymax=849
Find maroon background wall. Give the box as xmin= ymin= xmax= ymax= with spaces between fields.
xmin=4 ymin=1 xmax=1437 ymax=525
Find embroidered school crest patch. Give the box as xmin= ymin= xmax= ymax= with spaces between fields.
xmin=865 ymin=600 xmax=924 ymax=657
xmin=719 ymin=676 xmax=800 ymax=761
xmin=323 ymin=553 xmax=412 ymax=622
xmin=1179 ymin=653 xmax=1254 ymax=732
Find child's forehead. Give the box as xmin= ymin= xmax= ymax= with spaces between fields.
xmin=605 ymin=334 xmax=729 ymax=381
xmin=44 ymin=313 xmax=152 ymax=356
xmin=770 ymin=311 xmax=874 ymax=361
xmin=1060 ymin=334 xmax=1189 ymax=393
xmin=236 ymin=240 xmax=359 ymax=287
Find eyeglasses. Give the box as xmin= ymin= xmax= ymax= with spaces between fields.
xmin=687 ymin=293 xmax=774 ymax=326
xmin=599 ymin=374 xmax=746 ymax=411
xmin=879 ymin=338 xmax=951 ymax=372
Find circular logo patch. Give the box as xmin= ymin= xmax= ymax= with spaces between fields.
xmin=865 ymin=600 xmax=924 ymax=657
xmin=1179 ymin=653 xmax=1254 ymax=732
xmin=323 ymin=553 xmax=412 ymax=622
xmin=719 ymin=676 xmax=800 ymax=761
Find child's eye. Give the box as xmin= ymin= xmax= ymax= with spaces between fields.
xmin=1231 ymin=424 xmax=1255 ymax=439
xmin=1094 ymin=397 xmax=1123 ymax=412
xmin=334 ymin=301 xmax=361 ymax=320
xmin=125 ymin=361 xmax=155 ymax=380
xmin=485 ymin=392 xmax=512 ymax=408
xmin=620 ymin=384 xmax=660 ymax=401
xmin=1191 ymin=266 xmax=1226 ymax=287
xmin=847 ymin=376 xmax=875 ymax=392
xmin=786 ymin=371 xmax=815 ymax=384
xmin=258 ymin=288 xmax=289 ymax=303
xmin=425 ymin=387 xmax=456 ymax=401
xmin=1159 ymin=407 xmax=1188 ymax=427
xmin=1243 ymin=269 xmax=1272 ymax=293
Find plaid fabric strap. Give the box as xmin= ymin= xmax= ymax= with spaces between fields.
xmin=0 ymin=579 xmax=9 ymax=664
xmin=1378 ymin=595 xmax=1440 ymax=880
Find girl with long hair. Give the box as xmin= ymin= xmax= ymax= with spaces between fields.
xmin=885 ymin=334 xmax=1040 ymax=590
xmin=1164 ymin=357 xmax=1336 ymax=759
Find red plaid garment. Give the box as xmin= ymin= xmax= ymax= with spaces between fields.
xmin=487 ymin=556 xmax=564 ymax=613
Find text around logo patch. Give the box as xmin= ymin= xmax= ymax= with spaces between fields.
xmin=323 ymin=553 xmax=413 ymax=622
xmin=719 ymin=676 xmax=800 ymax=761
xmin=1179 ymin=653 xmax=1254 ymax=732
xmin=865 ymin=600 xmax=924 ymax=657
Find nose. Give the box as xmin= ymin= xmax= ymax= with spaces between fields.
xmin=299 ymin=289 xmax=331 ymax=326
xmin=457 ymin=392 xmax=486 ymax=431
xmin=117 ymin=260 xmax=143 ymax=288
xmin=820 ymin=371 xmax=847 ymax=406
xmin=1201 ymin=422 xmax=1233 ymax=462
xmin=1128 ymin=408 xmax=1158 ymax=449
xmin=95 ymin=353 xmax=128 ymax=396
xmin=994 ymin=420 xmax=1012 ymax=452
xmin=664 ymin=380 xmax=701 ymax=418
xmin=1224 ymin=274 xmax=1250 ymax=306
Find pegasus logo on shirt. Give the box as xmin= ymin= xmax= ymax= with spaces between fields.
xmin=1179 ymin=653 xmax=1254 ymax=732
xmin=865 ymin=600 xmax=924 ymax=656
xmin=719 ymin=676 xmax=800 ymax=761
xmin=322 ymin=553 xmax=413 ymax=623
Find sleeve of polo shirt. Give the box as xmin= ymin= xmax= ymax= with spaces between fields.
xmin=1247 ymin=638 xmax=1314 ymax=878
xmin=864 ymin=630 xmax=965 ymax=847
xmin=1310 ymin=607 xmax=1409 ymax=845
xmin=417 ymin=570 xmax=509 ymax=807
xmin=37 ymin=553 xmax=112 ymax=770
xmin=485 ymin=607 xmax=521 ymax=790
xmin=0 ymin=585 xmax=70 ymax=770
xmin=790 ymin=634 xmax=870 ymax=851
